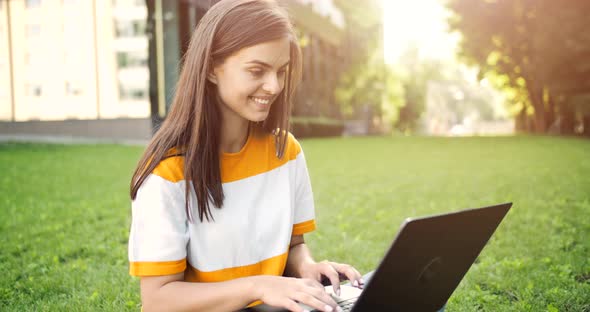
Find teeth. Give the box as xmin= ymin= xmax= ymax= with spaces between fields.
xmin=251 ymin=97 xmax=270 ymax=105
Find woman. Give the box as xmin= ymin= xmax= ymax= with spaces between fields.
xmin=128 ymin=0 xmax=363 ymax=311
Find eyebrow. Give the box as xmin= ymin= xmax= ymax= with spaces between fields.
xmin=246 ymin=60 xmax=290 ymax=69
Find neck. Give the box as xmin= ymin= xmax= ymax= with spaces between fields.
xmin=219 ymin=112 xmax=250 ymax=154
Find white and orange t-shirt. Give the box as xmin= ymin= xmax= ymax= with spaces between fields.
xmin=128 ymin=132 xmax=316 ymax=283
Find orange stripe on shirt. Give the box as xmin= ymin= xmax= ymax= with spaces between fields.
xmin=129 ymin=259 xmax=186 ymax=276
xmin=220 ymin=132 xmax=301 ymax=183
xmin=152 ymin=132 xmax=302 ymax=184
xmin=184 ymin=252 xmax=289 ymax=283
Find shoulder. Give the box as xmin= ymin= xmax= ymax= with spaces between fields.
xmin=264 ymin=130 xmax=303 ymax=160
xmin=285 ymin=132 xmax=303 ymax=159
xmin=152 ymin=148 xmax=185 ymax=183
xmin=286 ymin=131 xmax=303 ymax=157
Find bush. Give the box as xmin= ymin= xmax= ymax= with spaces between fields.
xmin=290 ymin=117 xmax=344 ymax=138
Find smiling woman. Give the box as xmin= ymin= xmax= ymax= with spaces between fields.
xmin=209 ymin=38 xmax=291 ymax=128
xmin=126 ymin=1 xmax=363 ymax=312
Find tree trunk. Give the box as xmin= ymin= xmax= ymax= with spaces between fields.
xmin=560 ymin=104 xmax=575 ymax=135
xmin=528 ymin=84 xmax=547 ymax=133
xmin=583 ymin=115 xmax=590 ymax=137
xmin=545 ymin=93 xmax=555 ymax=131
xmin=515 ymin=106 xmax=527 ymax=132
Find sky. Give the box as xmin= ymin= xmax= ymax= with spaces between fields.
xmin=382 ymin=0 xmax=460 ymax=64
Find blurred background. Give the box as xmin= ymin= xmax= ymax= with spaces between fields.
xmin=1 ymin=1 xmax=589 ymax=311
xmin=1 ymin=0 xmax=588 ymax=141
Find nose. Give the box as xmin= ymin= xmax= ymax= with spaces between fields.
xmin=262 ymin=73 xmax=282 ymax=95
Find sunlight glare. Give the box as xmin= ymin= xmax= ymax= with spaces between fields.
xmin=382 ymin=0 xmax=458 ymax=64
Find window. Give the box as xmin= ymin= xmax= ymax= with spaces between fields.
xmin=25 ymin=24 xmax=41 ymax=37
xmin=25 ymin=83 xmax=42 ymax=96
xmin=25 ymin=0 xmax=42 ymax=9
xmin=118 ymin=83 xmax=147 ymax=100
xmin=114 ymin=20 xmax=146 ymax=37
xmin=116 ymin=52 xmax=128 ymax=67
xmin=132 ymin=20 xmax=146 ymax=36
xmin=116 ymin=51 xmax=147 ymax=68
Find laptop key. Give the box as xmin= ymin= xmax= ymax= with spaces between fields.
xmin=338 ymin=298 xmax=357 ymax=311
xmin=310 ymin=298 xmax=357 ymax=312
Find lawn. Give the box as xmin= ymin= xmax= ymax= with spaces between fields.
xmin=0 ymin=136 xmax=588 ymax=311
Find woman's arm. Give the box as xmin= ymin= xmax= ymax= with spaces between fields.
xmin=140 ymin=270 xmax=338 ymax=312
xmin=284 ymin=234 xmax=315 ymax=278
xmin=140 ymin=273 xmax=258 ymax=312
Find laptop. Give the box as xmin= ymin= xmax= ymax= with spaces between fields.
xmin=249 ymin=202 xmax=512 ymax=312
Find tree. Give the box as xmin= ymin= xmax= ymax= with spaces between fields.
xmin=332 ymin=0 xmax=405 ymax=131
xmin=394 ymin=46 xmax=449 ymax=133
xmin=447 ymin=0 xmax=590 ymax=134
xmin=334 ymin=49 xmax=404 ymax=128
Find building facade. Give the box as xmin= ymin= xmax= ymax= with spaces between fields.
xmin=0 ymin=0 xmax=151 ymax=122
xmin=0 ymin=0 xmax=346 ymax=140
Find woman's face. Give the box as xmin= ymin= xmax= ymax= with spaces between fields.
xmin=210 ymin=37 xmax=291 ymax=123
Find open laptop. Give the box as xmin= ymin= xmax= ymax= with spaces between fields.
xmin=250 ymin=202 xmax=512 ymax=312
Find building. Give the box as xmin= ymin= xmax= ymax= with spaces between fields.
xmin=0 ymin=0 xmax=151 ymax=141
xmin=0 ymin=0 xmax=347 ymax=141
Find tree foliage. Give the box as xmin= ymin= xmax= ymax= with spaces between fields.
xmin=447 ymin=0 xmax=590 ymax=134
xmin=394 ymin=46 xmax=447 ymax=133
xmin=333 ymin=0 xmax=405 ymax=129
xmin=334 ymin=49 xmax=404 ymax=126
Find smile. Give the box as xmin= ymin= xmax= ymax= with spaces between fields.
xmin=250 ymin=96 xmax=271 ymax=105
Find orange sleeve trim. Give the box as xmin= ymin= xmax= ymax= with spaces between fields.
xmin=292 ymin=219 xmax=316 ymax=235
xmin=129 ymin=259 xmax=186 ymax=276
xmin=247 ymin=300 xmax=263 ymax=308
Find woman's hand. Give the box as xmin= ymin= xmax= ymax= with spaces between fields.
xmin=298 ymin=260 xmax=364 ymax=297
xmin=252 ymin=275 xmax=340 ymax=312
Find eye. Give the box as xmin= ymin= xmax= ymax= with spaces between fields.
xmin=278 ymin=68 xmax=287 ymax=77
xmin=248 ymin=68 xmax=264 ymax=78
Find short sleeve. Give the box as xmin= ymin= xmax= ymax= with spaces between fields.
xmin=128 ymin=174 xmax=189 ymax=276
xmin=292 ymin=146 xmax=316 ymax=235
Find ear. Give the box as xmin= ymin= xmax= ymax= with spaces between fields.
xmin=207 ymin=71 xmax=218 ymax=84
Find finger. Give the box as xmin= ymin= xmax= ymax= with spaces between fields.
xmin=345 ymin=266 xmax=363 ymax=288
xmin=302 ymin=277 xmax=325 ymax=289
xmin=282 ymin=298 xmax=306 ymax=312
xmin=331 ymin=263 xmax=363 ymax=288
xmin=307 ymin=285 xmax=338 ymax=307
xmin=352 ymin=267 xmax=365 ymax=288
xmin=300 ymin=279 xmax=338 ymax=308
xmin=352 ymin=268 xmax=364 ymax=288
xmin=293 ymin=292 xmax=336 ymax=312
xmin=319 ymin=262 xmax=341 ymax=296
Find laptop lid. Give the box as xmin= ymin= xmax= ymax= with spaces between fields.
xmin=352 ymin=202 xmax=512 ymax=312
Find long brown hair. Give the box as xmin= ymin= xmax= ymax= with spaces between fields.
xmin=130 ymin=0 xmax=302 ymax=222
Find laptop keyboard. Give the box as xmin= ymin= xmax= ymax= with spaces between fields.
xmin=311 ymin=298 xmax=357 ymax=312
xmin=337 ymin=298 xmax=357 ymax=311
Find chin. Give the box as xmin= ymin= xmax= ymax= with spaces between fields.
xmin=246 ymin=112 xmax=270 ymax=122
xmin=249 ymin=115 xmax=269 ymax=122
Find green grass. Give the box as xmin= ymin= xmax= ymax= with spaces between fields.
xmin=1 ymin=136 xmax=589 ymax=311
